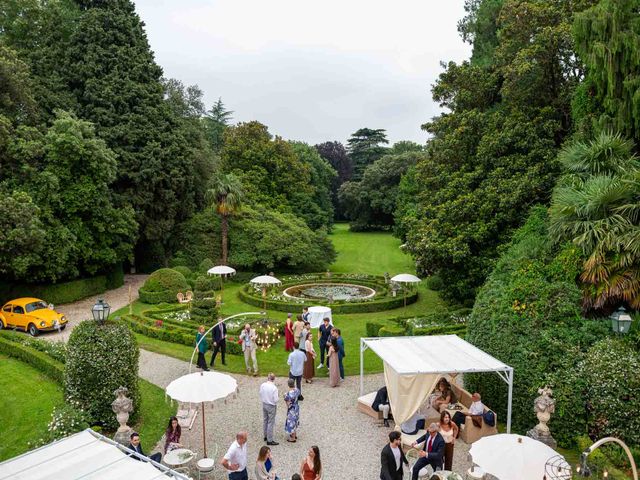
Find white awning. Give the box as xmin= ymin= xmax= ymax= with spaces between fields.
xmin=0 ymin=429 xmax=188 ymax=480
xmin=363 ymin=334 xmax=510 ymax=375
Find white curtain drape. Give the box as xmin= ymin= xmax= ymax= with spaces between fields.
xmin=383 ymin=361 xmax=439 ymax=425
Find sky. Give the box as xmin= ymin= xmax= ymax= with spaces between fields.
xmin=133 ymin=0 xmax=472 ymax=146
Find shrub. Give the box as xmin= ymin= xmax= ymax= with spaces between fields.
xmin=198 ymin=258 xmax=215 ymax=274
xmin=190 ymin=297 xmax=218 ymax=325
xmin=0 ymin=334 xmax=65 ymax=383
xmin=194 ymin=275 xmax=218 ymax=294
xmin=426 ymin=275 xmax=444 ymax=291
xmin=378 ymin=325 xmax=406 ymax=337
xmin=138 ymin=268 xmax=189 ymax=304
xmin=105 ymin=264 xmax=125 ymax=290
xmin=0 ymin=275 xmax=108 ymax=305
xmin=172 ymin=266 xmax=193 ymax=279
xmin=65 ymin=321 xmax=140 ymax=429
xmin=366 ymin=321 xmax=385 ymax=337
xmin=0 ymin=332 xmax=68 ymax=363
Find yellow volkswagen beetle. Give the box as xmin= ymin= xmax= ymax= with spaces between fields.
xmin=0 ymin=298 xmax=67 ymax=336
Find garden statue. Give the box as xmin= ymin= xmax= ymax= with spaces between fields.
xmin=216 ymin=295 xmax=222 ymax=308
xmin=112 ymin=386 xmax=134 ymax=445
xmin=384 ymin=272 xmax=390 ymax=284
xmin=527 ymin=385 xmax=557 ymax=448
xmin=326 ymin=269 xmax=331 ymax=278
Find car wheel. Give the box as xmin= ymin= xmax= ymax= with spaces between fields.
xmin=0 ymin=319 xmax=4 ymax=330
xmin=60 ymin=325 xmax=66 ymax=331
xmin=28 ymin=323 xmax=39 ymax=337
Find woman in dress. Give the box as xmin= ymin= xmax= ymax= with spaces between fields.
xmin=303 ymin=332 xmax=316 ymax=383
xmin=431 ymin=378 xmax=454 ymax=412
xmin=164 ymin=416 xmax=182 ymax=454
xmin=439 ymin=410 xmax=458 ymax=471
xmin=328 ymin=338 xmax=340 ymax=387
xmin=300 ymin=445 xmax=321 ymax=480
xmin=285 ymin=314 xmax=295 ymax=352
xmin=284 ymin=378 xmax=300 ymax=442
xmin=255 ymin=446 xmax=279 ymax=480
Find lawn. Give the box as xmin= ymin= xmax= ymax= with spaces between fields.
xmin=0 ymin=355 xmax=63 ymax=461
xmin=117 ymin=224 xmax=446 ymax=377
xmin=136 ymin=379 xmax=176 ymax=453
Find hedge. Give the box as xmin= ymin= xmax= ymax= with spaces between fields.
xmin=138 ymin=268 xmax=190 ymax=304
xmin=378 ymin=325 xmax=406 ymax=337
xmin=0 ymin=334 xmax=65 ymax=384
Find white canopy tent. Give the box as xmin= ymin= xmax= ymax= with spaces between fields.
xmin=360 ymin=335 xmax=514 ymax=432
xmin=307 ymin=306 xmax=332 ymax=328
xmin=0 ymin=429 xmax=189 ymax=480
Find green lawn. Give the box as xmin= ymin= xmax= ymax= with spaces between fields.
xmin=0 ymin=355 xmax=63 ymax=461
xmin=136 ymin=379 xmax=176 ymax=453
xmin=118 ymin=224 xmax=446 ymax=377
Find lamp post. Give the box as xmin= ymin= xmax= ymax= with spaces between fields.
xmin=92 ymin=298 xmax=111 ymax=325
xmin=576 ymin=437 xmax=638 ymax=480
xmin=610 ymin=306 xmax=633 ymax=334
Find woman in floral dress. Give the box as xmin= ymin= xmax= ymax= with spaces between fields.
xmin=284 ymin=378 xmax=300 ymax=442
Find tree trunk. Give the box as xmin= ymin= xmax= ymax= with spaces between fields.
xmin=221 ymin=214 xmax=229 ymax=264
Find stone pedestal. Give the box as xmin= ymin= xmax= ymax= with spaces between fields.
xmin=113 ymin=427 xmax=133 ymax=446
xmin=527 ymin=426 xmax=557 ymax=448
xmin=111 ymin=386 xmax=134 ymax=446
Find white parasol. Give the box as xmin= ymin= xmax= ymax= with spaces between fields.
xmin=390 ymin=273 xmax=421 ymax=308
xmin=166 ymin=371 xmax=237 ymax=458
xmin=250 ymin=275 xmax=282 ymax=310
xmin=469 ymin=434 xmax=569 ymax=480
xmin=207 ymin=265 xmax=237 ymax=301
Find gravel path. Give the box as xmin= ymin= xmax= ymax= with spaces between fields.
xmin=42 ymin=274 xmax=148 ymax=342
xmin=140 ymin=350 xmax=472 ymax=479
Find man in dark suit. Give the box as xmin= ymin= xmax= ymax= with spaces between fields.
xmin=128 ymin=431 xmax=162 ymax=463
xmin=410 ymin=423 xmax=444 ymax=479
xmin=210 ymin=317 xmax=227 ymax=367
xmin=380 ymin=430 xmax=408 ymax=480
xmin=335 ymin=328 xmax=345 ymax=379
xmin=372 ymin=386 xmax=391 ymax=427
xmin=317 ymin=317 xmax=332 ymax=369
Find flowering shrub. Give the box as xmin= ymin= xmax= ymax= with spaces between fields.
xmin=2 ymin=333 xmax=67 ymax=363
xmin=65 ymin=321 xmax=140 ymax=429
xmin=29 ymin=402 xmax=91 ymax=449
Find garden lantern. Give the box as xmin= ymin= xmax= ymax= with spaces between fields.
xmin=610 ymin=306 xmax=633 ymax=334
xmin=92 ymin=298 xmax=111 ymax=325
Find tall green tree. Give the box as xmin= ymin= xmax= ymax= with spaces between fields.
xmin=203 ymin=97 xmax=233 ymax=152
xmin=205 ymin=173 xmax=244 ymax=265
xmin=346 ymin=128 xmax=389 ymax=180
xmin=315 ymin=141 xmax=352 ymax=220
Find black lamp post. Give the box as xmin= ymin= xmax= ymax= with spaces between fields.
xmin=92 ymin=298 xmax=111 ymax=325
xmin=610 ymin=306 xmax=633 ymax=334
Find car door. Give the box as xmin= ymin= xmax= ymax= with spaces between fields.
xmin=12 ymin=304 xmax=27 ymax=330
xmin=2 ymin=304 xmax=13 ymax=327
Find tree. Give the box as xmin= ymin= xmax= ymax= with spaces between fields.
xmin=549 ymin=131 xmax=640 ymax=311
xmin=204 ymin=97 xmax=233 ymax=152
xmin=346 ymin=128 xmax=389 ymax=180
xmin=315 ymin=141 xmax=352 ymax=220
xmin=206 ymin=173 xmax=244 ymax=265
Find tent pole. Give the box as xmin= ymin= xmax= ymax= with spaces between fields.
xmin=360 ymin=339 xmax=364 ymax=396
xmin=202 ymin=402 xmax=207 ymax=458
xmin=506 ymin=368 xmax=513 ymax=434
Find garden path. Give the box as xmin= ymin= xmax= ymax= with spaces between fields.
xmin=42 ymin=274 xmax=148 ymax=342
xmin=139 ymin=349 xmax=472 ymax=479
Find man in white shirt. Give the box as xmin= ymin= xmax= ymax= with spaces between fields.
xmin=221 ymin=431 xmax=249 ymax=480
xmin=287 ymin=343 xmax=307 ymax=400
xmin=259 ymin=373 xmax=279 ymax=446
xmin=452 ymin=392 xmax=485 ymax=431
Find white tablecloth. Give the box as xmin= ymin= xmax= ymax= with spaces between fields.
xmin=307 ymin=306 xmax=332 ymax=328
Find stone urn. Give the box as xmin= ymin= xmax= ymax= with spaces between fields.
xmin=112 ymin=386 xmax=134 ymax=445
xmin=527 ymin=386 xmax=557 ymax=448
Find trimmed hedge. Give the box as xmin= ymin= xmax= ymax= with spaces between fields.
xmin=0 ymin=334 xmax=65 ymax=384
xmin=378 ymin=325 xmax=406 ymax=337
xmin=138 ymin=268 xmax=189 ymax=304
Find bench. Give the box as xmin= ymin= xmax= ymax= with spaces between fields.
xmin=357 ymin=391 xmax=383 ymax=419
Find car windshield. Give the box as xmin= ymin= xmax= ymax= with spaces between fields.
xmin=25 ymin=301 xmax=48 ymax=313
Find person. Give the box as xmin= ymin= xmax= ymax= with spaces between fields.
xmin=303 ymin=332 xmax=316 ymax=383
xmin=128 ymin=431 xmax=162 ymax=463
xmin=439 ymin=410 xmax=458 ymax=471
xmin=380 ymin=430 xmax=408 ymax=480
xmin=221 ymin=431 xmax=249 ymax=480
xmin=452 ymin=392 xmax=485 ymax=431
xmin=335 ymin=328 xmax=345 ymax=380
xmin=372 ymin=386 xmax=391 ymax=427
xmin=293 ymin=315 xmax=304 ymax=347
xmin=255 ymin=446 xmax=279 ymax=480
xmin=327 ymin=338 xmax=340 ymax=387
xmin=239 ymin=323 xmax=258 ymax=376
xmin=302 ymin=306 xmax=310 ymax=323
xmin=410 ymin=423 xmax=445 ymax=479
xmin=195 ymin=325 xmax=209 ymax=371
xmin=431 ymin=378 xmax=455 ymax=412
xmin=291 ymin=475 xmax=301 ymax=480
xmin=284 ymin=378 xmax=301 ymax=442
xmin=285 ymin=313 xmax=295 ymax=352
xmin=401 ymin=411 xmax=426 ymax=435
xmin=299 ymin=321 xmax=310 ymax=349
xmin=210 ymin=317 xmax=227 ymax=367
xmin=317 ymin=317 xmax=332 ymax=369
xmin=300 ymin=445 xmax=321 ymax=480
xmin=287 ymin=343 xmax=306 ymax=400
xmin=164 ymin=416 xmax=182 ymax=454
xmin=260 ymin=373 xmax=279 ymax=446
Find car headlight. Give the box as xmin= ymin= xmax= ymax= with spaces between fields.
xmin=60 ymin=316 xmax=66 ymax=322
xmin=40 ymin=321 xmax=46 ymax=327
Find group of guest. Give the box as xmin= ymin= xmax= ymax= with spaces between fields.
xmin=222 ymin=431 xmax=322 ymax=480
xmin=195 ymin=320 xmax=260 ymax=375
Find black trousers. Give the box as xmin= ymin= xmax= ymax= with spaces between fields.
xmin=197 ymin=352 xmax=208 ymax=370
xmin=149 ymin=452 xmax=162 ymax=463
xmin=412 ymin=457 xmax=440 ymax=480
xmin=210 ymin=339 xmax=226 ymax=366
xmin=319 ymin=341 xmax=328 ymax=365
xmin=289 ymin=372 xmax=302 ymax=393
xmin=452 ymin=411 xmax=465 ymax=429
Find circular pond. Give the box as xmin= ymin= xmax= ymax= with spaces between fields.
xmin=283 ymin=283 xmax=376 ymax=301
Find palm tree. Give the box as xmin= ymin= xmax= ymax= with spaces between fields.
xmin=549 ymin=131 xmax=640 ymax=311
xmin=206 ymin=173 xmax=244 ymax=265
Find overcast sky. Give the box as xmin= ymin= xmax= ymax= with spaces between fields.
xmin=133 ymin=0 xmax=472 ymax=146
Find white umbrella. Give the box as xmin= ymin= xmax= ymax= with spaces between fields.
xmin=390 ymin=273 xmax=421 ymax=308
xmin=470 ymin=434 xmax=568 ymax=480
xmin=166 ymin=371 xmax=237 ymax=458
xmin=207 ymin=265 xmax=237 ymax=301
xmin=250 ymin=275 xmax=282 ymax=310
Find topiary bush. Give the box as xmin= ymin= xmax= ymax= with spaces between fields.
xmin=378 ymin=325 xmax=406 ymax=337
xmin=194 ymin=275 xmax=218 ymax=298
xmin=172 ymin=266 xmax=193 ymax=279
xmin=138 ymin=268 xmax=189 ymax=304
xmin=65 ymin=321 xmax=140 ymax=429
xmin=190 ymin=297 xmax=218 ymax=325
xmin=198 ymin=258 xmax=215 ymax=274
xmin=426 ymin=275 xmax=444 ymax=291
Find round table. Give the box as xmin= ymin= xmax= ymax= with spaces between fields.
xmin=307 ymin=306 xmax=332 ymax=328
xmin=163 ymin=448 xmax=195 ymax=468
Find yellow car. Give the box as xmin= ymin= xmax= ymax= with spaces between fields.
xmin=0 ymin=297 xmax=67 ymax=336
